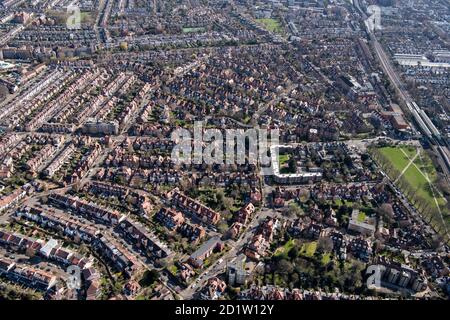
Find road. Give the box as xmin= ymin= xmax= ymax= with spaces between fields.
xmin=177 ymin=157 xmax=272 ymax=299
xmin=2 ymin=1 xmax=447 ymax=296
xmin=178 ymin=193 xmax=273 ymax=299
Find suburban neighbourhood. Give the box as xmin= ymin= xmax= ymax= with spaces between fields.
xmin=0 ymin=0 xmax=448 ymax=302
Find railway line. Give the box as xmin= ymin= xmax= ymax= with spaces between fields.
xmin=353 ymin=0 xmax=450 ymax=179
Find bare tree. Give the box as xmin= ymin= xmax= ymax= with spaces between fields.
xmin=317 ymin=236 xmax=334 ymax=253
xmin=378 ymin=203 xmax=394 ymax=223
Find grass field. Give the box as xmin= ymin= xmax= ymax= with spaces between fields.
xmin=255 ymin=18 xmax=283 ymax=33
xmin=357 ymin=211 xmax=367 ymax=223
xmin=167 ymin=264 xmax=178 ymax=275
xmin=278 ymin=154 xmax=290 ymax=167
xmin=378 ymin=146 xmax=444 ymax=207
xmin=300 ymin=241 xmax=317 ymax=257
xmin=321 ymin=253 xmax=332 ymax=265
xmin=377 ymin=146 xmax=415 ymax=172
xmin=274 ymin=239 xmax=296 ymax=257
xmin=278 ymin=153 xmax=296 ymax=174
xmin=182 ymin=27 xmax=206 ymax=33
xmin=372 ymin=145 xmax=449 ymax=239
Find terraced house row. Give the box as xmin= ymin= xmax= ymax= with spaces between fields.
xmin=0 ymin=258 xmax=58 ymax=293
xmin=168 ymin=189 xmax=221 ymax=225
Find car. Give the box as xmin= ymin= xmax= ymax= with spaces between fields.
xmin=218 ymin=259 xmax=223 ymax=264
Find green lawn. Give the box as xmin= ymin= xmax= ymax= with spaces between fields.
xmin=357 ymin=211 xmax=367 ymax=223
xmin=403 ymin=158 xmax=447 ymax=209
xmin=167 ymin=265 xmax=178 ymax=275
xmin=413 ymin=152 xmax=439 ymax=182
xmin=377 ymin=146 xmax=413 ymax=172
xmin=274 ymin=239 xmax=296 ymax=257
xmin=278 ymin=153 xmax=296 ymax=174
xmin=278 ymin=154 xmax=290 ymax=166
xmin=182 ymin=27 xmax=206 ymax=33
xmin=300 ymin=241 xmax=317 ymax=257
xmin=243 ymin=115 xmax=252 ymax=124
xmin=321 ymin=253 xmax=332 ymax=265
xmin=378 ymin=146 xmax=444 ymax=208
xmin=372 ymin=145 xmax=449 ymax=240
xmin=334 ymin=199 xmax=355 ymax=207
xmin=255 ymin=18 xmax=283 ymax=33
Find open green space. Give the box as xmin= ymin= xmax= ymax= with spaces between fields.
xmin=255 ymin=18 xmax=283 ymax=33
xmin=300 ymin=241 xmax=317 ymax=258
xmin=167 ymin=264 xmax=178 ymax=275
xmin=278 ymin=154 xmax=290 ymax=167
xmin=182 ymin=27 xmax=206 ymax=33
xmin=377 ymin=146 xmax=414 ymax=172
xmin=371 ymin=145 xmax=449 ymax=240
xmin=321 ymin=253 xmax=332 ymax=265
xmin=274 ymin=239 xmax=296 ymax=257
xmin=357 ymin=211 xmax=367 ymax=223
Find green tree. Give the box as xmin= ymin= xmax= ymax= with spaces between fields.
xmin=277 ymin=259 xmax=294 ymax=275
xmin=288 ymin=246 xmax=299 ymax=260
xmin=288 ymin=157 xmax=297 ymax=173
xmin=139 ymin=269 xmax=159 ymax=287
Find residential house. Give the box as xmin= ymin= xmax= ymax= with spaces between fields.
xmin=188 ymin=237 xmax=222 ymax=268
